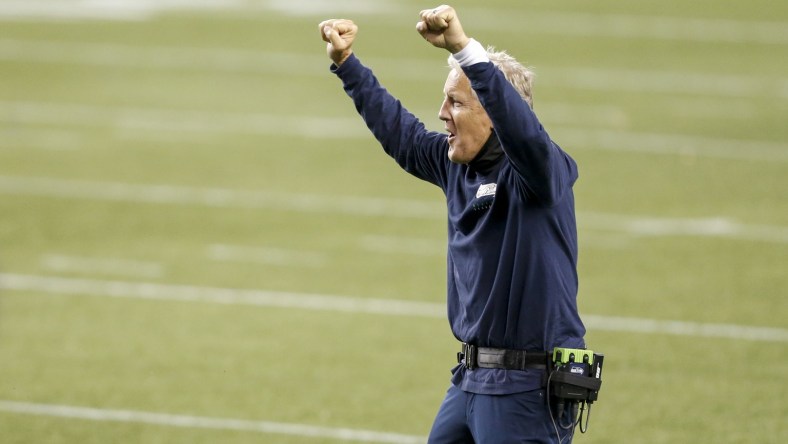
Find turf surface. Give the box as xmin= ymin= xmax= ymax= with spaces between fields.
xmin=1 ymin=0 xmax=786 ymax=442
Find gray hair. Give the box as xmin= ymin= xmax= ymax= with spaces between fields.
xmin=448 ymin=46 xmax=535 ymax=108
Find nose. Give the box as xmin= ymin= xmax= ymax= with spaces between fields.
xmin=438 ymin=98 xmax=450 ymax=122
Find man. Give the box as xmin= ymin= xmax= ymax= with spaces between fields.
xmin=320 ymin=5 xmax=586 ymax=443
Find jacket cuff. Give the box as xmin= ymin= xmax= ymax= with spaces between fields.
xmin=330 ymin=53 xmax=360 ymax=75
xmin=452 ymin=39 xmax=488 ymax=67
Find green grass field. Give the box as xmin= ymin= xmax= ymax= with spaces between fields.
xmin=1 ymin=0 xmax=786 ymax=442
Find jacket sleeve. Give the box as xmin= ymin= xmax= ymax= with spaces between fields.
xmin=332 ymin=54 xmax=449 ymax=190
xmin=462 ymin=62 xmax=578 ymax=206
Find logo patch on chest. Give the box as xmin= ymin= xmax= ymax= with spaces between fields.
xmin=475 ymin=183 xmax=497 ymax=198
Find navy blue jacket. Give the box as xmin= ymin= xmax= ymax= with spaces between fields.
xmin=332 ymin=54 xmax=585 ymax=394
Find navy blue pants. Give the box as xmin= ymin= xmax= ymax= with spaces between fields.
xmin=427 ymin=385 xmax=574 ymax=444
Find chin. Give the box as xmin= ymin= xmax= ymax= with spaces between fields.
xmin=447 ymin=149 xmax=471 ymax=165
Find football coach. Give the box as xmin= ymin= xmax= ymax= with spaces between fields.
xmin=319 ymin=5 xmax=586 ymax=443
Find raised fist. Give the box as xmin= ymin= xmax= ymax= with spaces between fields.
xmin=416 ymin=5 xmax=470 ymax=53
xmin=319 ymin=19 xmax=358 ymax=66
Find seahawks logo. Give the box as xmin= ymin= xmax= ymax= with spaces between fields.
xmin=472 ymin=183 xmax=497 ymax=212
xmin=475 ymin=183 xmax=497 ymax=198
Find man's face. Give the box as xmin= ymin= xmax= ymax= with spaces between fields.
xmin=439 ymin=69 xmax=494 ymax=164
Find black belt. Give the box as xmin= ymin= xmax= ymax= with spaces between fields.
xmin=458 ymin=343 xmax=548 ymax=371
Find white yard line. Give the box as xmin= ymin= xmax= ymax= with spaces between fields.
xmin=0 ymin=1 xmax=150 ymax=21
xmin=578 ymin=213 xmax=788 ymax=244
xmin=0 ymin=273 xmax=446 ymax=318
xmin=0 ymin=39 xmax=325 ymax=77
xmin=464 ymin=10 xmax=788 ymax=46
xmin=555 ymin=127 xmax=788 ymax=163
xmin=581 ymin=315 xmax=788 ymax=343
xmin=0 ymin=400 xmax=425 ymax=444
xmin=1 ymin=101 xmax=785 ymax=162
xmin=0 ymin=0 xmax=248 ymax=22
xmin=264 ymin=0 xmax=397 ymax=16
xmin=1 ymin=273 xmax=787 ymax=343
xmin=0 ymin=39 xmax=785 ymax=99
xmin=1 ymin=175 xmax=787 ymax=244
xmin=0 ymin=175 xmax=443 ymax=219
xmin=0 ymin=2 xmax=785 ymax=46
xmin=40 ymin=254 xmax=165 ymax=279
xmin=541 ymin=66 xmax=787 ymax=100
xmin=0 ymin=100 xmax=368 ymax=140
xmin=0 ymin=0 xmax=397 ymax=22
xmin=207 ymin=244 xmax=327 ymax=268
xmin=0 ymin=127 xmax=83 ymax=151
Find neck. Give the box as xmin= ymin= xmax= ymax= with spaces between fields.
xmin=468 ymin=133 xmax=504 ymax=174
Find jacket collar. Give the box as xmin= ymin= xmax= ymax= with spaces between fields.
xmin=468 ymin=133 xmax=504 ymax=174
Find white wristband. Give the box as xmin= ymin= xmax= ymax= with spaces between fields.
xmin=452 ymin=38 xmax=488 ymax=67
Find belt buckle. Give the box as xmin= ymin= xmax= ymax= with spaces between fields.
xmin=461 ymin=343 xmax=477 ymax=370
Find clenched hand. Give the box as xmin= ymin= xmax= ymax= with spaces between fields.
xmin=319 ymin=19 xmax=358 ymax=66
xmin=416 ymin=5 xmax=470 ymax=53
